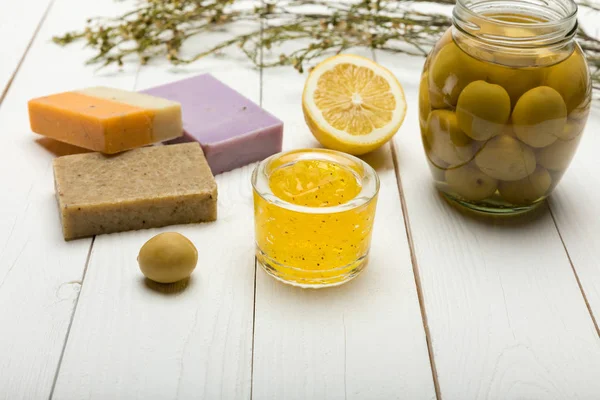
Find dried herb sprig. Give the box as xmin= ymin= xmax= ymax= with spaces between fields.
xmin=54 ymin=0 xmax=600 ymax=88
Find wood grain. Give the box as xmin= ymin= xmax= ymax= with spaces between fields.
xmin=251 ymin=43 xmax=436 ymax=399
xmin=50 ymin=13 xmax=260 ymax=400
xmin=0 ymin=0 xmax=53 ymax=104
xmin=0 ymin=0 xmax=141 ymax=398
xmin=379 ymin=51 xmax=600 ymax=399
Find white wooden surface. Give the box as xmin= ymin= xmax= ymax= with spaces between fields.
xmin=379 ymin=51 xmax=600 ymax=399
xmin=252 ymin=44 xmax=435 ymax=399
xmin=0 ymin=1 xmax=139 ymax=399
xmin=0 ymin=1 xmax=599 ymax=399
xmin=548 ymin=109 xmax=600 ymax=331
xmin=51 ymin=7 xmax=259 ymax=400
xmin=545 ymin=0 xmax=600 ymax=340
xmin=0 ymin=0 xmax=53 ymax=103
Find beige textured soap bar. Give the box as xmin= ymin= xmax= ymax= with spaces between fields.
xmin=53 ymin=143 xmax=217 ymax=240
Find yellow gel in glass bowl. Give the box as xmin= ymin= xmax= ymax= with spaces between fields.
xmin=252 ymin=149 xmax=379 ymax=288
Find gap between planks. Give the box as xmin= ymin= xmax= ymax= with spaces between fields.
xmin=48 ymin=236 xmax=95 ymax=400
xmin=0 ymin=0 xmax=56 ymax=108
xmin=372 ymin=48 xmax=442 ymax=400
xmin=249 ymin=13 xmax=264 ymax=400
xmin=390 ymin=142 xmax=442 ymax=400
xmin=547 ymin=203 xmax=600 ymax=338
xmin=46 ymin=15 xmax=263 ymax=399
xmin=47 ymin=61 xmax=143 ymax=398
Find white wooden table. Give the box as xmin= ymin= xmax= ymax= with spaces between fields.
xmin=2 ymin=1 xmax=600 ymax=399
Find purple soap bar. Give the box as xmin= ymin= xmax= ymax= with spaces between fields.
xmin=141 ymin=74 xmax=283 ymax=175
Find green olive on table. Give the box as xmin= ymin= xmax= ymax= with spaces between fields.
xmin=512 ymin=86 xmax=567 ymax=148
xmin=138 ymin=232 xmax=198 ymax=284
xmin=498 ymin=166 xmax=552 ymax=205
xmin=425 ymin=109 xmax=475 ymax=166
xmin=445 ymin=164 xmax=498 ymax=201
xmin=456 ymin=80 xmax=511 ymax=141
xmin=474 ymin=135 xmax=536 ymax=181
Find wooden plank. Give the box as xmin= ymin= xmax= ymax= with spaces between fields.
xmin=378 ymin=50 xmax=600 ymax=399
xmin=252 ymin=44 xmax=436 ymax=398
xmin=51 ymin=15 xmax=259 ymax=400
xmin=540 ymin=12 xmax=600 ymax=336
xmin=0 ymin=0 xmax=53 ymax=103
xmin=0 ymin=0 xmax=141 ymax=399
xmin=547 ymin=109 xmax=600 ymax=334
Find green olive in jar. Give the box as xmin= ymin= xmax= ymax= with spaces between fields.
xmin=545 ymin=49 xmax=590 ymax=113
xmin=446 ymin=164 xmax=498 ymax=201
xmin=498 ymin=166 xmax=552 ymax=205
xmin=419 ymin=73 xmax=432 ymax=130
xmin=486 ymin=64 xmax=543 ymax=108
xmin=502 ymin=120 xmax=517 ymax=138
xmin=138 ymin=232 xmax=198 ymax=284
xmin=537 ymin=137 xmax=581 ymax=171
xmin=427 ymin=158 xmax=448 ymax=182
xmin=475 ymin=135 xmax=536 ymax=181
xmin=425 ymin=110 xmax=475 ymax=166
xmin=556 ymin=115 xmax=588 ymax=141
xmin=456 ymin=80 xmax=511 ymax=141
xmin=512 ymin=86 xmax=566 ymax=148
xmin=429 ymin=41 xmax=485 ymax=108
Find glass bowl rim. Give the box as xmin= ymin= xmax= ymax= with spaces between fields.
xmin=251 ymin=148 xmax=380 ymax=215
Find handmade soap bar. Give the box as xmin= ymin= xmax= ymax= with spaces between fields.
xmin=142 ymin=74 xmax=283 ymax=175
xmin=29 ymin=87 xmax=183 ymax=154
xmin=53 ymin=143 xmax=217 ymax=240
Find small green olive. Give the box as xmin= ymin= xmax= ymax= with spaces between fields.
xmin=512 ymin=86 xmax=567 ymax=148
xmin=474 ymin=135 xmax=536 ymax=181
xmin=537 ymin=137 xmax=581 ymax=171
xmin=138 ymin=232 xmax=198 ymax=284
xmin=426 ymin=110 xmax=475 ymax=167
xmin=498 ymin=166 xmax=552 ymax=205
xmin=545 ymin=49 xmax=590 ymax=113
xmin=445 ymin=164 xmax=498 ymax=201
xmin=456 ymin=80 xmax=511 ymax=141
xmin=429 ymin=42 xmax=485 ymax=107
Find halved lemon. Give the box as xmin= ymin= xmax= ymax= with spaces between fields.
xmin=302 ymin=54 xmax=407 ymax=155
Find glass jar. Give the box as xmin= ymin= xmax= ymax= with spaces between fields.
xmin=419 ymin=0 xmax=591 ymax=214
xmin=252 ymin=149 xmax=379 ymax=288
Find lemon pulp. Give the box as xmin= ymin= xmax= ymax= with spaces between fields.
xmin=303 ymin=54 xmax=406 ymax=155
xmin=314 ymin=63 xmax=396 ymax=135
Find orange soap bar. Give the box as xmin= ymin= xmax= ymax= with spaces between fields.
xmin=28 ymin=87 xmax=183 ymax=154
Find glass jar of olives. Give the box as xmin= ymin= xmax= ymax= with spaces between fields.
xmin=419 ymin=0 xmax=591 ymax=214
